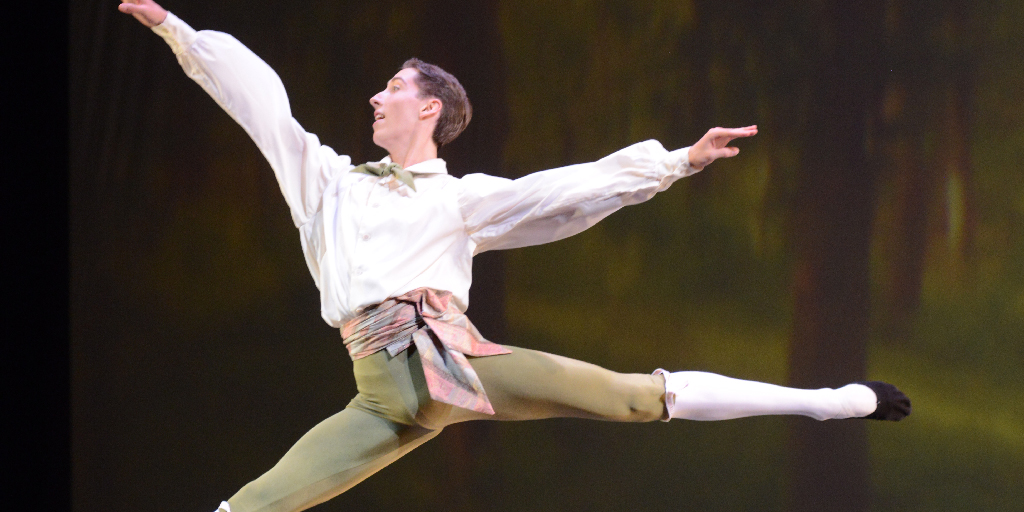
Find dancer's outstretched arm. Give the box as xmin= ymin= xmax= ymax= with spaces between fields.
xmin=118 ymin=0 xmax=352 ymax=230
xmin=459 ymin=126 xmax=756 ymax=255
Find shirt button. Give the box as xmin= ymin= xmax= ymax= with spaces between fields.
xmin=372 ymin=202 xmax=380 ymax=208
xmin=361 ymin=234 xmax=370 ymax=241
xmin=354 ymin=266 xmax=364 ymax=275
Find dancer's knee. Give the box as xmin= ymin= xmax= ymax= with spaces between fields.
xmin=601 ymin=373 xmax=666 ymax=423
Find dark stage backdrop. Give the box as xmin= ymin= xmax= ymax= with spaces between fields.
xmin=72 ymin=1 xmax=1024 ymax=511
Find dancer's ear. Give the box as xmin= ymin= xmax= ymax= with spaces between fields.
xmin=420 ymin=98 xmax=442 ymax=120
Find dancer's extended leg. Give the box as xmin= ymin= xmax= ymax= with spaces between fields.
xmin=446 ymin=346 xmax=908 ymax=424
xmin=225 ymin=407 xmax=439 ymax=512
xmin=223 ymin=348 xmax=446 ymax=512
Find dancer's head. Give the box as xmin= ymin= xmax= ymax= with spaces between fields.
xmin=369 ymin=58 xmax=472 ymax=154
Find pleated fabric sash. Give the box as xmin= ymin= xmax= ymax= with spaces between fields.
xmin=341 ymin=288 xmax=511 ymax=415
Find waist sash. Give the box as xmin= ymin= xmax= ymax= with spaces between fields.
xmin=341 ymin=288 xmax=511 ymax=415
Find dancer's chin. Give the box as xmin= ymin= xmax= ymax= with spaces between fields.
xmin=371 ymin=132 xmax=388 ymax=151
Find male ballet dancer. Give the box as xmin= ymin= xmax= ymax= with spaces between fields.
xmin=118 ymin=2 xmax=911 ymax=511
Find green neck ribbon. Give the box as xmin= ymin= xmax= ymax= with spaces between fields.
xmin=351 ymin=162 xmax=417 ymax=192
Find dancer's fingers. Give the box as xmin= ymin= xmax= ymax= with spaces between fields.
xmin=688 ymin=126 xmax=755 ymax=169
xmin=708 ymin=126 xmax=757 ymax=146
xmin=117 ymin=0 xmax=168 ymax=27
xmin=704 ymin=147 xmax=739 ymax=163
xmin=717 ymin=146 xmax=740 ymax=158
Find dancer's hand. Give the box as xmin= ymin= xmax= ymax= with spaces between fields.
xmin=118 ymin=0 xmax=168 ymax=28
xmin=688 ymin=125 xmax=758 ymax=170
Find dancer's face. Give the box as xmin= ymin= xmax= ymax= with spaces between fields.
xmin=369 ymin=68 xmax=438 ymax=152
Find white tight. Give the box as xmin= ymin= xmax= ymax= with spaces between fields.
xmin=660 ymin=370 xmax=877 ymax=421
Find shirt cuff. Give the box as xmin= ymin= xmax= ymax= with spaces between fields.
xmin=667 ymin=146 xmax=697 ymax=177
xmin=151 ymin=12 xmax=197 ymax=56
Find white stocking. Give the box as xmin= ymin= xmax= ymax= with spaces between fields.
xmin=654 ymin=370 xmax=877 ymax=421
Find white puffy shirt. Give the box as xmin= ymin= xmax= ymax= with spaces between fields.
xmin=153 ymin=12 xmax=699 ymax=328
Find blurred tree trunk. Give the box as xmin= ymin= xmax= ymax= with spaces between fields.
xmin=416 ymin=0 xmax=510 ymax=510
xmin=942 ymin=0 xmax=979 ymax=266
xmin=877 ymin=0 xmax=979 ymax=341
xmin=945 ymin=71 xmax=977 ymax=262
xmin=878 ymin=0 xmax=936 ymax=341
xmin=787 ymin=3 xmax=886 ymax=512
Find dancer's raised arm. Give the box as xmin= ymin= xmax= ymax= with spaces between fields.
xmin=118 ymin=0 xmax=351 ymax=228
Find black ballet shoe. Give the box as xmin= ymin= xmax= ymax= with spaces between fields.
xmin=855 ymin=381 xmax=911 ymax=421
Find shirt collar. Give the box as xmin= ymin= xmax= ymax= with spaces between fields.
xmin=378 ymin=156 xmax=448 ymax=175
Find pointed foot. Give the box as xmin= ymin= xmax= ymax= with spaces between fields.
xmin=855 ymin=381 xmax=911 ymax=421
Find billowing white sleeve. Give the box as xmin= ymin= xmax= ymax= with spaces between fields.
xmin=152 ymin=13 xmax=351 ymax=227
xmin=459 ymin=140 xmax=696 ymax=254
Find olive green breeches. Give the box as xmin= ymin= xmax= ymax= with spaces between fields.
xmin=226 ymin=345 xmax=667 ymax=512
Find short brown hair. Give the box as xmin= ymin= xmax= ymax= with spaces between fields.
xmin=401 ymin=58 xmax=472 ymax=147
